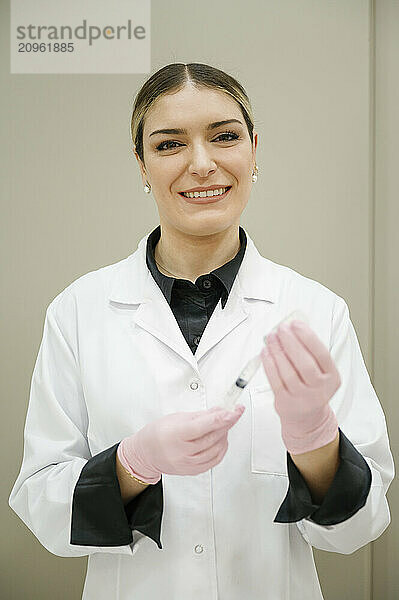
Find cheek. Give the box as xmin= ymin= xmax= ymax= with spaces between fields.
xmin=229 ymin=154 xmax=253 ymax=180
xmin=148 ymin=155 xmax=182 ymax=179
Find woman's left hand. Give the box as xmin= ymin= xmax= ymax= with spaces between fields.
xmin=260 ymin=320 xmax=341 ymax=455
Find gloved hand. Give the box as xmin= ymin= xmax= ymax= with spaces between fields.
xmin=117 ymin=404 xmax=245 ymax=484
xmin=260 ymin=319 xmax=340 ymax=455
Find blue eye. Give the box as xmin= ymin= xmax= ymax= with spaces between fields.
xmin=155 ymin=131 xmax=239 ymax=152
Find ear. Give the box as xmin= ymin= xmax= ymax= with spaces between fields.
xmin=252 ymin=131 xmax=258 ymax=162
xmin=133 ymin=147 xmax=149 ymax=187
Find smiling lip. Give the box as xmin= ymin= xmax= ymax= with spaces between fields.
xmin=180 ymin=185 xmax=231 ymax=193
xmin=179 ymin=187 xmax=232 ymax=204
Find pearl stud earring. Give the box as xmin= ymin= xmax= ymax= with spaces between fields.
xmin=251 ymin=164 xmax=259 ymax=183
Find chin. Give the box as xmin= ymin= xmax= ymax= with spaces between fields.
xmin=173 ymin=217 xmax=240 ymax=237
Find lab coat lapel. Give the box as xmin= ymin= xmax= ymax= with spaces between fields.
xmin=108 ymin=233 xmax=197 ymax=368
xmin=192 ymin=278 xmax=249 ymax=362
xmin=108 ymin=229 xmax=278 ymax=368
xmin=135 ymin=272 xmax=197 ymax=368
xmin=195 ymin=231 xmax=279 ymax=361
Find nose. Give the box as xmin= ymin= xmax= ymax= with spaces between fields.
xmin=188 ymin=144 xmax=217 ymax=178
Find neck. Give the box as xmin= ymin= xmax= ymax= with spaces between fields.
xmin=154 ymin=223 xmax=241 ymax=283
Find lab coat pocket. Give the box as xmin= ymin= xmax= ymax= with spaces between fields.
xmin=249 ymin=385 xmax=288 ymax=476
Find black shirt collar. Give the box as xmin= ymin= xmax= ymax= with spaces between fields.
xmin=146 ymin=225 xmax=247 ymax=309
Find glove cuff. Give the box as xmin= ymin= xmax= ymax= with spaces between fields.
xmin=117 ymin=438 xmax=161 ymax=485
xmin=281 ymin=406 xmax=339 ymax=455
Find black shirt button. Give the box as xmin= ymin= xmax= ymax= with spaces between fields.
xmin=203 ymin=279 xmax=212 ymax=289
xmin=193 ymin=336 xmax=201 ymax=346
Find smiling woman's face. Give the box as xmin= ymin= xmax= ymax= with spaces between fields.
xmin=135 ymin=83 xmax=258 ymax=238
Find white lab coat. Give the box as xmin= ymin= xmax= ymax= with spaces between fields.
xmin=9 ymin=228 xmax=394 ymax=600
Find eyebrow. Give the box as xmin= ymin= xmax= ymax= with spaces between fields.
xmin=149 ymin=119 xmax=244 ymax=138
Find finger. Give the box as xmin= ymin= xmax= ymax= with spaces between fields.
xmin=194 ymin=439 xmax=228 ymax=469
xmin=189 ymin=406 xmax=244 ymax=453
xmin=190 ymin=406 xmax=224 ymax=418
xmin=289 ymin=320 xmax=335 ymax=374
xmin=260 ymin=345 xmax=284 ymax=394
xmin=184 ymin=406 xmax=225 ymax=425
xmin=276 ymin=323 xmax=322 ymax=388
xmin=207 ymin=405 xmax=245 ymax=416
xmin=207 ymin=406 xmax=225 ymax=412
xmin=185 ymin=406 xmax=243 ymax=441
xmin=190 ymin=429 xmax=227 ymax=458
xmin=267 ymin=330 xmax=300 ymax=393
xmin=211 ymin=441 xmax=229 ymax=467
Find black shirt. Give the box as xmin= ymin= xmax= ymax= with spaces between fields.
xmin=70 ymin=225 xmax=372 ymax=549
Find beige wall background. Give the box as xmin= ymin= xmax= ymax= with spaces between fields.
xmin=1 ymin=0 xmax=397 ymax=598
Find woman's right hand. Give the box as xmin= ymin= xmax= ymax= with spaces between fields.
xmin=117 ymin=405 xmax=245 ymax=484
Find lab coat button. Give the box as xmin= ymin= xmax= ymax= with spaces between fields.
xmin=190 ymin=381 xmax=199 ymax=390
xmin=193 ymin=335 xmax=201 ymax=346
xmin=202 ymin=279 xmax=211 ymax=289
xmin=194 ymin=544 xmax=204 ymax=554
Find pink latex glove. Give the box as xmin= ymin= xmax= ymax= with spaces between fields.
xmin=117 ymin=404 xmax=245 ymax=484
xmin=260 ymin=319 xmax=340 ymax=455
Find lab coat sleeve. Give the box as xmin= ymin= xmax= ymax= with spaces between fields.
xmin=274 ymin=427 xmax=372 ymax=524
xmin=292 ymin=296 xmax=395 ymax=554
xmin=8 ymin=290 xmax=135 ymax=557
xmin=70 ymin=441 xmax=163 ymax=550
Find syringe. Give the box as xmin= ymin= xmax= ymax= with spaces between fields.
xmin=222 ymin=310 xmax=309 ymax=411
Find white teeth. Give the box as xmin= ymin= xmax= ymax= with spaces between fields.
xmin=181 ymin=187 xmax=229 ymax=199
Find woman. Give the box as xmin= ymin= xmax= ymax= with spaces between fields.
xmin=9 ymin=63 xmax=394 ymax=599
